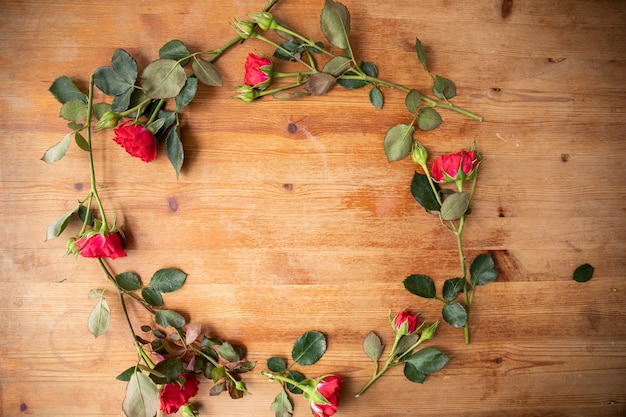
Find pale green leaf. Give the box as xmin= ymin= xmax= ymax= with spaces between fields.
xmin=383 ymin=123 xmax=414 ymax=162
xmin=60 ymin=99 xmax=88 ymax=122
xmin=166 ymin=128 xmax=184 ymax=179
xmin=192 ymin=57 xmax=222 ymax=87
xmin=122 ymin=371 xmax=159 ymax=417
xmin=88 ymin=298 xmax=110 ymax=337
xmin=321 ymin=0 xmax=351 ymax=50
xmin=41 ymin=133 xmax=71 ymax=163
xmin=141 ymin=59 xmax=187 ymax=99
xmin=363 ymin=331 xmax=383 ymax=362
xmin=270 ymin=390 xmax=293 ymax=417
xmin=45 ymin=204 xmax=78 ymax=240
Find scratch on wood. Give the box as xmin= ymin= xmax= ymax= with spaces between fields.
xmin=501 ymin=0 xmax=513 ymax=19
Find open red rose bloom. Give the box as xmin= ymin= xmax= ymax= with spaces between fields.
xmin=159 ymin=373 xmax=200 ymax=414
xmin=243 ymin=53 xmax=272 ymax=89
xmin=431 ymin=150 xmax=479 ymax=183
xmin=310 ymin=375 xmax=343 ymax=417
xmin=112 ymin=120 xmax=157 ymax=162
xmin=73 ymin=232 xmax=126 ymax=260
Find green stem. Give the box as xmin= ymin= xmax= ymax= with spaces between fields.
xmin=355 ymin=332 xmax=403 ymax=397
xmin=146 ymin=99 xmax=165 ymax=125
xmin=274 ymin=24 xmax=335 ymax=58
xmin=454 ymin=216 xmax=471 ymax=344
xmin=85 ymin=75 xmax=108 ymax=230
xmin=340 ymin=73 xmax=483 ymax=121
xmin=96 ymin=259 xmax=155 ymax=367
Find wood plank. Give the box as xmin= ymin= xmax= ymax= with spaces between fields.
xmin=1 ymin=0 xmax=626 ymax=416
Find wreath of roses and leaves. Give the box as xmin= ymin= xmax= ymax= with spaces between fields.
xmin=40 ymin=0 xmax=512 ymax=416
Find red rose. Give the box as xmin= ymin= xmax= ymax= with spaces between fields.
xmin=243 ymin=53 xmax=273 ymax=90
xmin=309 ymin=375 xmax=342 ymax=417
xmin=73 ymin=232 xmax=126 ymax=260
xmin=112 ymin=120 xmax=157 ymax=162
xmin=431 ymin=150 xmax=480 ymax=183
xmin=159 ymin=373 xmax=200 ymax=414
xmin=394 ymin=309 xmax=418 ymax=335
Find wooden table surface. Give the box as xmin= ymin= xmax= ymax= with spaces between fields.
xmin=1 ymin=0 xmax=625 ymax=416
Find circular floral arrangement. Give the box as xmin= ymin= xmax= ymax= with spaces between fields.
xmin=42 ymin=1 xmax=501 ymax=416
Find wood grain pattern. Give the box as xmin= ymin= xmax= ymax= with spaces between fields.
xmin=1 ymin=0 xmax=626 ymax=416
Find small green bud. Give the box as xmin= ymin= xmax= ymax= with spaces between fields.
xmin=411 ymin=141 xmax=428 ymax=166
xmin=96 ymin=111 xmax=121 ymax=129
xmin=181 ymin=404 xmax=199 ymax=417
xmin=231 ymin=18 xmax=257 ymax=39
xmin=249 ymin=11 xmax=278 ymax=30
xmin=420 ymin=321 xmax=439 ymax=341
xmin=233 ymin=85 xmax=260 ymax=103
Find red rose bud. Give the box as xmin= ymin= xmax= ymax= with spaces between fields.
xmin=112 ymin=120 xmax=157 ymax=162
xmin=431 ymin=150 xmax=480 ymax=183
xmin=243 ymin=53 xmax=273 ymax=90
xmin=394 ymin=309 xmax=419 ymax=335
xmin=73 ymin=232 xmax=126 ymax=260
xmin=309 ymin=375 xmax=343 ymax=417
xmin=159 ymin=373 xmax=200 ymax=415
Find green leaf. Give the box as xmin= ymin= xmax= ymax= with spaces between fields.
xmin=49 ymin=76 xmax=87 ymax=104
xmin=404 ymin=347 xmax=449 ymax=373
xmin=217 ymin=342 xmax=243 ymax=362
xmin=433 ymin=75 xmax=457 ymax=100
xmin=440 ymin=192 xmax=469 ymax=221
xmin=94 ymin=49 xmax=137 ymax=97
xmin=363 ymin=331 xmax=383 ymax=362
xmin=573 ymin=263 xmax=594 ymax=283
xmin=396 ymin=333 xmax=420 ymax=355
xmin=141 ymin=287 xmax=163 ymax=307
xmin=415 ymin=37 xmax=428 ymax=73
xmin=92 ymin=102 xmax=112 ymax=120
xmin=88 ymin=298 xmax=110 ymax=337
xmin=41 ymin=133 xmax=71 ymax=163
xmin=405 ymin=89 xmax=422 ymax=113
xmin=141 ymin=59 xmax=187 ymax=98
xmin=369 ymin=87 xmax=383 ymax=109
xmin=305 ymin=72 xmax=336 ymax=95
xmin=322 ymin=56 xmax=352 ymax=76
xmin=60 ymin=100 xmax=88 ymax=122
xmin=403 ymin=362 xmax=426 ymax=383
xmin=384 ymin=123 xmax=415 ymax=162
xmin=273 ymin=41 xmax=301 ymax=61
xmin=152 ymin=357 xmax=183 ymax=384
xmin=175 ymin=77 xmax=198 ymax=112
xmin=270 ymin=390 xmax=293 ymax=417
xmin=360 ymin=61 xmax=378 ymax=77
xmin=155 ymin=309 xmax=187 ymax=329
xmin=470 ymin=253 xmax=498 ymax=286
xmin=88 ymin=289 xmax=105 ymax=299
xmin=116 ymin=366 xmax=136 ymax=382
xmin=410 ymin=171 xmax=441 ymax=212
xmin=122 ymin=371 xmax=159 ymax=417
xmin=74 ymin=132 xmax=90 ymax=152
xmin=403 ymin=274 xmax=436 ymax=299
xmin=116 ymin=272 xmax=142 ymax=291
xmin=442 ymin=278 xmax=465 ymax=302
xmin=292 ymin=331 xmax=327 ymax=366
xmin=45 ymin=204 xmax=78 ymax=240
xmin=417 ymin=107 xmax=443 ymax=131
xmin=336 ymin=76 xmax=367 ymax=89
xmin=149 ymin=268 xmax=187 ymax=293
xmin=286 ymin=370 xmax=305 ymax=394
xmin=267 ymin=357 xmax=287 ymax=373
xmin=320 ymin=0 xmax=351 ymax=50
xmin=159 ymin=40 xmax=191 ymax=66
xmin=192 ymin=57 xmax=222 ymax=87
xmin=111 ymin=88 xmax=134 ymax=113
xmin=442 ymin=302 xmax=467 ymax=328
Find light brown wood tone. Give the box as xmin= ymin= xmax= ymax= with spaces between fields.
xmin=1 ymin=0 xmax=625 ymax=416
